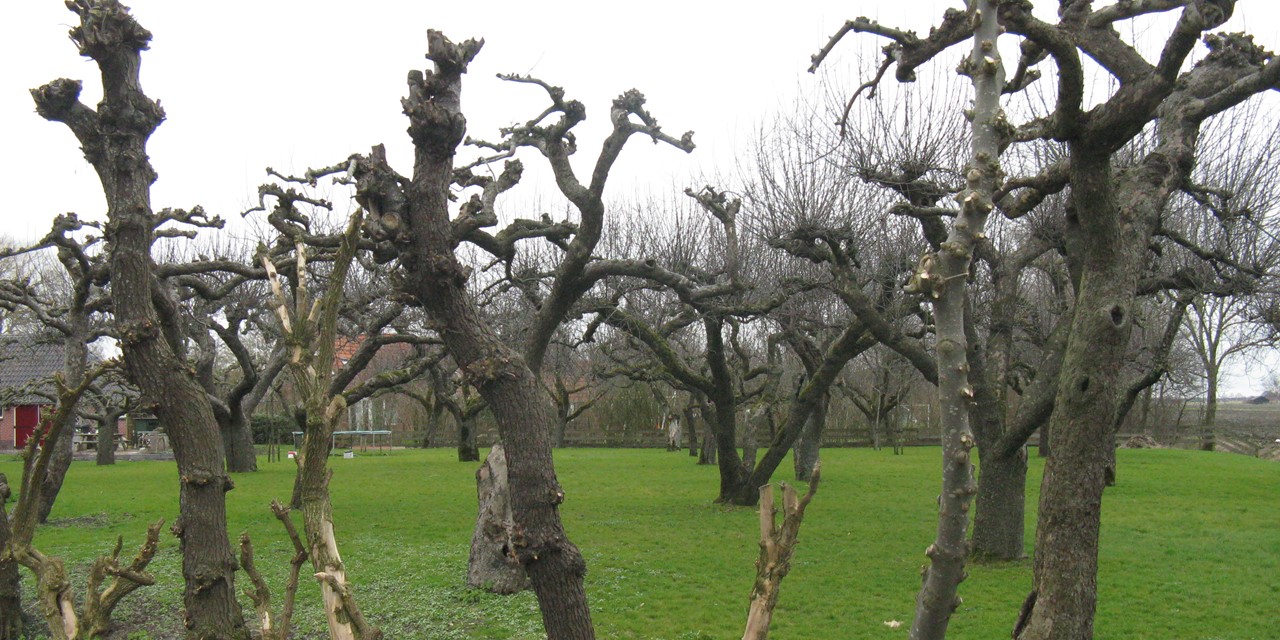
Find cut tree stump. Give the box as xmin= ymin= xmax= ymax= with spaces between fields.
xmin=466 ymin=443 xmax=530 ymax=594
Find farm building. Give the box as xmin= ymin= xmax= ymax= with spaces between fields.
xmin=0 ymin=340 xmax=63 ymax=449
xmin=0 ymin=338 xmax=131 ymax=450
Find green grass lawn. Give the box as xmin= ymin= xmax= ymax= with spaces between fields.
xmin=3 ymin=447 xmax=1277 ymax=639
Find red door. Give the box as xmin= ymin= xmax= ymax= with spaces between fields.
xmin=14 ymin=405 xmax=40 ymax=448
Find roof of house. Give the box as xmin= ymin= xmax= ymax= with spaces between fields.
xmin=0 ymin=338 xmax=64 ymax=405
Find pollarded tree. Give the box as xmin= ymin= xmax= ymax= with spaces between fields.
xmin=245 ymin=180 xmax=444 ymax=492
xmin=31 ymin=3 xmax=249 ymax=635
xmin=729 ymin=85 xmax=949 ymax=506
xmin=344 ymin=32 xmax=693 ymax=639
xmin=262 ymin=213 xmax=383 ymax=640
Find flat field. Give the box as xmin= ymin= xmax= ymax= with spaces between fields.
xmin=3 ymin=447 xmax=1276 ymax=639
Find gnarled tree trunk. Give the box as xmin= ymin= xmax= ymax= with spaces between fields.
xmin=350 ymin=32 xmax=595 ymax=638
xmin=32 ymin=4 xmax=247 ymax=635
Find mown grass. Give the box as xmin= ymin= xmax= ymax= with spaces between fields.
xmin=3 ymin=447 xmax=1277 ymax=639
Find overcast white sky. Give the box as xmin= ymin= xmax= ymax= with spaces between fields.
xmin=2 ymin=1 xmax=1279 ymax=394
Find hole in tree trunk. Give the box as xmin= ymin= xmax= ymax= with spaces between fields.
xmin=1078 ymin=377 xmax=1090 ymax=393
xmin=1109 ymin=305 xmax=1126 ymax=327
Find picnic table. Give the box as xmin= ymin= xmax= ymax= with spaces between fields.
xmin=72 ymin=433 xmax=126 ymax=451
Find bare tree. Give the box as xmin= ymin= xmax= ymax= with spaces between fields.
xmin=344 ymin=30 xmax=693 ymax=638
xmin=31 ymin=2 xmax=248 ymax=634
xmin=0 ymin=215 xmax=113 ymax=522
xmin=813 ymin=2 xmax=1280 ymax=637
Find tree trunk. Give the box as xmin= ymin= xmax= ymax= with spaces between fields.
xmin=94 ymin=414 xmax=117 ymax=466
xmin=426 ymin=400 xmax=445 ymax=448
xmin=710 ymin=403 xmax=749 ymax=503
xmin=1201 ymin=366 xmax=1218 ymax=451
xmin=458 ymin=413 xmax=479 ymax=462
xmin=736 ymin=324 xmax=869 ymax=506
xmin=0 ymin=573 xmax=18 ymax=640
xmin=0 ymin=476 xmax=21 ymax=640
xmin=741 ymin=412 xmax=758 ymax=472
xmin=871 ymin=412 xmax=882 ymax=451
xmin=792 ymin=393 xmax=826 ymax=482
xmin=554 ymin=413 xmax=569 ymax=449
xmin=684 ymin=406 xmax=699 ymax=457
xmin=37 ymin=331 xmax=89 ymax=523
xmin=223 ymin=415 xmax=258 ymax=473
xmin=32 ymin=4 xmax=249 ymax=634
xmin=297 ymin=401 xmax=380 ymax=640
xmin=36 ymin=430 xmax=74 ymax=524
xmin=909 ymin=8 xmax=998 ymax=635
xmin=466 ymin=444 xmax=530 ymax=594
xmin=698 ymin=410 xmax=717 ymax=466
xmin=741 ymin=471 xmax=820 ymax=640
xmin=1015 ymin=149 xmax=1154 ymax=640
xmin=139 ymin=368 xmax=247 ymax=639
xmin=970 ymin=446 xmax=1027 ymax=560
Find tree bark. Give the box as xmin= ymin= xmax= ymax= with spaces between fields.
xmin=1015 ymin=149 xmax=1156 ymax=640
xmin=1201 ymin=365 xmax=1218 ymax=451
xmin=94 ymin=409 xmax=120 ymax=466
xmin=37 ymin=330 xmax=89 ymax=523
xmin=223 ymin=415 xmax=258 ymax=473
xmin=32 ymin=5 xmax=248 ymax=636
xmin=684 ymin=405 xmax=699 ymax=457
xmin=741 ymin=410 xmax=760 ymax=472
xmin=741 ymin=470 xmax=820 ymax=640
xmin=970 ymin=447 xmax=1027 ymax=560
xmin=554 ymin=414 xmax=569 ymax=449
xmin=458 ymin=413 xmax=480 ymax=462
xmin=0 ymin=476 xmax=22 ymax=640
xmin=297 ymin=400 xmax=380 ymax=640
xmin=264 ymin=214 xmax=381 ymax=640
xmin=791 ymin=393 xmax=826 ymax=482
xmin=36 ymin=425 xmax=74 ymax=524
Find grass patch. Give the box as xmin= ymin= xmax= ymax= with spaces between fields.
xmin=2 ymin=448 xmax=1276 ymax=638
